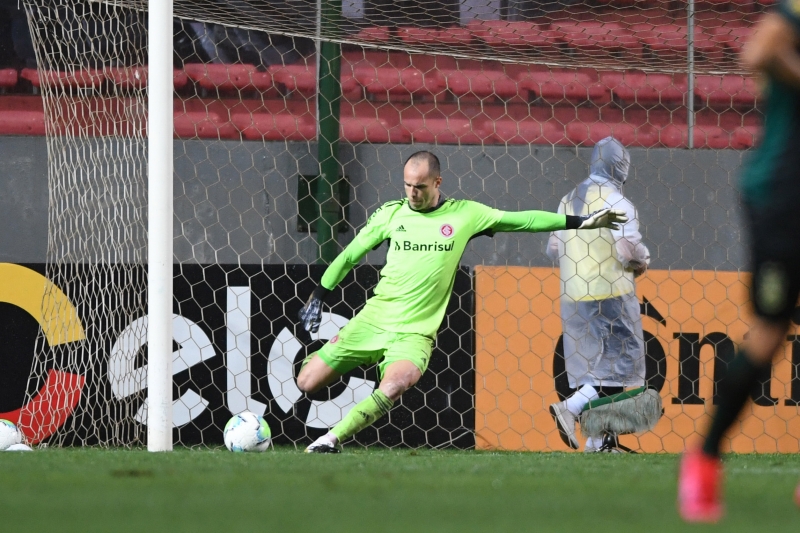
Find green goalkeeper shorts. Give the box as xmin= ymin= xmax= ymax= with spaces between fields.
xmin=316 ymin=316 xmax=434 ymax=378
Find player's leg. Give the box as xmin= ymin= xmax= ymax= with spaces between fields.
xmin=309 ymin=333 xmax=432 ymax=452
xmin=297 ymin=353 xmax=342 ymax=394
xmin=679 ymin=248 xmax=798 ymax=522
xmin=326 ymin=360 xmax=422 ymax=444
xmin=303 ymin=319 xmax=385 ymax=453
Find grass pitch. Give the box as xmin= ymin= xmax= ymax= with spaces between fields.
xmin=0 ymin=447 xmax=798 ymax=533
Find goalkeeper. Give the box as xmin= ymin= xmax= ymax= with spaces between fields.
xmin=297 ymin=151 xmax=627 ymax=453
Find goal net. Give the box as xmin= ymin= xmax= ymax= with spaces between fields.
xmin=17 ymin=0 xmax=790 ymax=453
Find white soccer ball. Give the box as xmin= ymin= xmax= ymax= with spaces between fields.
xmin=223 ymin=411 xmax=271 ymax=452
xmin=0 ymin=419 xmax=22 ymax=451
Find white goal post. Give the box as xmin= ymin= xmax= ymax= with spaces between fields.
xmin=147 ymin=0 xmax=174 ymax=452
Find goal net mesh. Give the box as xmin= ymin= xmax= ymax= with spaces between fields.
xmin=17 ymin=0 xmax=791 ymax=453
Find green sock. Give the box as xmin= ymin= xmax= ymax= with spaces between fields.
xmin=330 ymin=390 xmax=394 ymax=442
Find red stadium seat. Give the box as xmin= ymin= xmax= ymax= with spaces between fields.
xmin=633 ymin=24 xmax=719 ymax=62
xmin=693 ymin=125 xmax=735 ymax=149
xmin=400 ymin=104 xmax=493 ymax=144
xmin=183 ymin=63 xmax=274 ymax=93
xmin=438 ymin=60 xmax=532 ymax=101
xmin=552 ymin=22 xmax=641 ymax=59
xmin=351 ymin=26 xmax=391 ymax=44
xmin=487 ymin=107 xmax=569 ymax=145
xmin=105 ymin=66 xmax=189 ymax=90
xmin=466 ymin=19 xmax=503 ymax=41
xmin=0 ymin=96 xmax=45 ymax=135
xmin=731 ymin=126 xmax=759 ymax=149
xmin=173 ymin=99 xmax=240 ymax=139
xmin=471 ymin=21 xmax=561 ymax=53
xmin=519 ymin=68 xmax=611 ymax=105
xmin=353 ymin=63 xmax=442 ymax=99
xmin=695 ymin=10 xmax=752 ymax=30
xmin=694 ymin=75 xmax=757 ymax=109
xmin=21 ymin=68 xmax=104 ymax=89
xmin=229 ymin=100 xmax=316 ymax=141
xmin=598 ymin=8 xmax=673 ymax=26
xmin=600 ymin=70 xmax=687 ymax=106
xmin=340 ymin=102 xmax=410 ymax=143
xmin=398 ymin=26 xmax=472 ymax=46
xmin=0 ymin=68 xmax=17 ymax=89
xmin=268 ymin=62 xmax=362 ymax=101
xmin=711 ymin=25 xmax=754 ymax=59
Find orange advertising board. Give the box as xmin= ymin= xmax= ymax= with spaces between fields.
xmin=475 ymin=267 xmax=800 ymax=453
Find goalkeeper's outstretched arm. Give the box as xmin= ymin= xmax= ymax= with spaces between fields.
xmin=490 ymin=208 xmax=628 ymax=234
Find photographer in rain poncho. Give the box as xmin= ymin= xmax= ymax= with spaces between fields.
xmin=546 ymin=137 xmax=650 ymax=452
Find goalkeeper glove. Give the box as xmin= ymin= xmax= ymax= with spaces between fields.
xmin=575 ymin=208 xmax=628 ymax=230
xmin=298 ymin=286 xmax=330 ymax=334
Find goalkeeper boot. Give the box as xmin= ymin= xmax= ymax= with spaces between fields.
xmin=678 ymin=449 xmax=723 ymax=523
xmin=549 ymin=401 xmax=579 ymax=449
xmin=305 ymin=434 xmax=341 ymax=454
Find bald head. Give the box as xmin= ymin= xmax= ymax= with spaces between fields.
xmin=403 ymin=151 xmax=442 ymax=211
xmin=404 ymin=151 xmax=440 ymax=180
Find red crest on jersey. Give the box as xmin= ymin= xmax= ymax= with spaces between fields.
xmin=440 ymin=224 xmax=454 ymax=238
xmin=330 ymin=335 xmax=339 ymax=344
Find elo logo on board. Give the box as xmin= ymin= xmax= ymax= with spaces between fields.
xmin=440 ymin=224 xmax=454 ymax=238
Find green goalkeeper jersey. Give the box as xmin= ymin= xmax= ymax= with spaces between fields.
xmin=320 ymin=198 xmax=567 ymax=338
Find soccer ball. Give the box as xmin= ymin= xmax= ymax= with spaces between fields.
xmin=223 ymin=411 xmax=271 ymax=452
xmin=0 ymin=419 xmax=22 ymax=450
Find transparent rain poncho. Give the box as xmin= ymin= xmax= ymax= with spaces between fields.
xmin=546 ymin=137 xmax=650 ymax=388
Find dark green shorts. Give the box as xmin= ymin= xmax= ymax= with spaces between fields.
xmin=317 ymin=316 xmax=433 ymax=378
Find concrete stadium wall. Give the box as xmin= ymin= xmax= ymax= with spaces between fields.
xmin=0 ymin=136 xmax=746 ymax=270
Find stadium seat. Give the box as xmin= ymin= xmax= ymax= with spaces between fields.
xmin=0 ymin=69 xmax=17 ymax=90
xmin=632 ymin=24 xmax=719 ymax=62
xmin=173 ymin=112 xmax=240 ymax=140
xmin=438 ymin=60 xmax=532 ymax=101
xmin=400 ymin=104 xmax=493 ymax=144
xmin=597 ymin=7 xmax=673 ymax=26
xmin=398 ymin=26 xmax=472 ymax=46
xmin=711 ymin=25 xmax=754 ymax=60
xmin=229 ymin=100 xmax=316 ymax=141
xmin=731 ymin=125 xmax=759 ymax=149
xmin=171 ymin=98 xmax=238 ymax=139
xmin=183 ymin=63 xmax=274 ymax=93
xmin=353 ymin=62 xmax=443 ymax=100
xmin=340 ymin=102 xmax=410 ymax=143
xmin=695 ymin=10 xmax=752 ymax=29
xmin=487 ymin=104 xmax=570 ymax=145
xmin=350 ymin=26 xmax=392 ymax=44
xmin=21 ymin=68 xmax=105 ymax=89
xmin=694 ymin=75 xmax=757 ymax=109
xmin=552 ymin=21 xmax=641 ymax=60
xmin=268 ymin=62 xmax=362 ymax=101
xmin=105 ymin=67 xmax=189 ymax=90
xmin=470 ymin=20 xmax=561 ymax=54
xmin=519 ymin=68 xmax=611 ymax=105
xmin=693 ymin=125 xmax=735 ymax=149
xmin=0 ymin=96 xmax=45 ymax=135
xmin=695 ymin=108 xmax=761 ymax=130
xmin=600 ymin=70 xmax=687 ymax=107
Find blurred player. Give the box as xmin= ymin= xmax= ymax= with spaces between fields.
xmin=678 ymin=3 xmax=800 ymax=522
xmin=297 ymin=150 xmax=628 ymax=453
xmin=546 ymin=137 xmax=650 ymax=452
